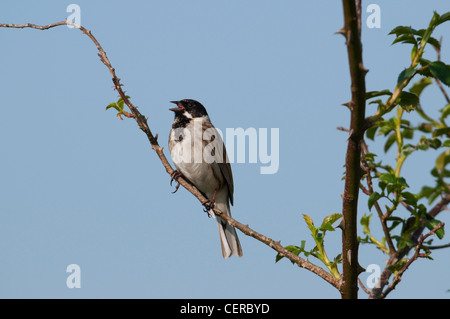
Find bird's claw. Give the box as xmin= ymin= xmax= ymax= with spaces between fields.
xmin=202 ymin=207 xmax=212 ymax=217
xmin=202 ymin=199 xmax=215 ymax=217
xmin=170 ymin=170 xmax=181 ymax=193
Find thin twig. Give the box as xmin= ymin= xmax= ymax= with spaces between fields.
xmin=378 ymin=222 xmax=445 ymax=298
xmin=357 ymin=278 xmax=371 ymax=295
xmin=0 ymin=20 xmax=341 ymax=290
xmin=424 ymin=242 xmax=450 ymax=250
xmin=371 ymin=191 xmax=450 ymax=298
xmin=361 ymin=140 xmax=396 ymax=253
xmin=400 ymin=200 xmax=415 ymax=214
xmin=336 ymin=126 xmax=350 ymax=133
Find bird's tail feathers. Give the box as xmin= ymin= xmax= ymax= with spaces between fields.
xmin=213 ymin=201 xmax=243 ymax=258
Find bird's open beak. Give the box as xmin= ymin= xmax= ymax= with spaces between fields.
xmin=169 ymin=100 xmax=182 ymax=112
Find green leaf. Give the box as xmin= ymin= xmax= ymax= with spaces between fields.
xmin=436 ymin=12 xmax=450 ymax=26
xmin=320 ymin=213 xmax=342 ymax=232
xmin=397 ymin=91 xmax=419 ymax=112
xmin=392 ymin=34 xmax=416 ymax=46
xmin=409 ymin=77 xmax=433 ymax=96
xmin=402 ymin=127 xmax=414 ymax=140
xmin=106 ymin=102 xmax=122 ymax=112
xmin=366 ymin=125 xmax=379 ymax=141
xmin=386 ymin=216 xmax=405 ymax=231
xmin=389 ymin=26 xmax=415 ymax=36
xmin=427 ymin=138 xmax=442 ymax=149
xmin=379 ymin=174 xmax=409 ymax=195
xmin=388 ymin=258 xmax=409 ymax=272
xmin=418 ymin=123 xmax=433 ymax=133
xmin=380 ymin=173 xmax=397 ymax=184
xmin=393 ymin=236 xmax=416 ymax=251
xmin=378 ymin=119 xmax=395 ymax=135
xmin=418 ymin=59 xmax=434 ymax=77
xmin=303 ymin=214 xmax=316 ymax=236
xmin=384 ymin=132 xmax=397 ymax=153
xmin=401 ymin=191 xmax=417 ymax=207
xmin=106 ymin=96 xmax=131 ymax=113
xmin=429 ymin=61 xmax=450 ymax=86
xmin=413 ymin=29 xmax=426 ymax=37
xmin=364 ymin=152 xmax=377 ymax=162
xmin=397 ymin=177 xmax=409 ymax=187
xmin=330 ymin=253 xmax=343 ymax=267
xmin=418 ymin=185 xmax=435 ymax=199
xmin=419 ymin=58 xmax=432 ymax=66
xmin=397 ymin=67 xmax=416 ymax=84
xmin=368 ymin=192 xmax=382 ymax=210
xmin=366 ymin=90 xmax=392 ymax=100
xmin=360 ymin=213 xmax=389 ymax=253
xmin=402 ymin=144 xmax=416 ymax=157
xmin=432 ymin=127 xmax=450 ymax=138
xmin=426 ymin=219 xmax=445 ymax=239
xmin=440 ymin=103 xmax=450 ymax=123
xmin=360 ymin=213 xmax=372 ymax=233
xmin=426 ymin=36 xmax=441 ymax=49
xmin=276 ymin=244 xmax=299 ymax=263
xmin=435 ymin=149 xmax=450 ymax=172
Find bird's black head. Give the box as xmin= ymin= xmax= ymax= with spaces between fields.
xmin=170 ymin=99 xmax=209 ymax=119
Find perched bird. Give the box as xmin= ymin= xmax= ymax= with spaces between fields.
xmin=168 ymin=99 xmax=243 ymax=258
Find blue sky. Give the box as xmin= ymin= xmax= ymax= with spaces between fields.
xmin=0 ymin=1 xmax=449 ymax=299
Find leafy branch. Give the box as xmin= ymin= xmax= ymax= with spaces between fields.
xmin=276 ymin=214 xmax=342 ymax=279
xmin=377 ymin=222 xmax=445 ymax=298
xmin=366 ymin=12 xmax=450 ymax=125
xmin=358 ymin=11 xmax=450 ymax=299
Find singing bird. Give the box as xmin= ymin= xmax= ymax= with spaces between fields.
xmin=168 ymin=99 xmax=243 ymax=258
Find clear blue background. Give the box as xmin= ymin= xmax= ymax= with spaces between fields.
xmin=0 ymin=0 xmax=449 ymax=299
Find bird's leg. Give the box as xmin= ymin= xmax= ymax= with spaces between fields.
xmin=202 ymin=189 xmax=217 ymax=217
xmin=170 ymin=170 xmax=182 ymax=194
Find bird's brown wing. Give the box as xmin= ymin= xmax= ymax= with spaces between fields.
xmin=218 ymin=151 xmax=234 ymax=206
xmin=203 ymin=121 xmax=234 ymax=205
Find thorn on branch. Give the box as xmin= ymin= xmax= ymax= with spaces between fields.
xmin=359 ymin=62 xmax=369 ymax=75
xmin=342 ymin=101 xmax=354 ymax=111
xmin=335 ymin=26 xmax=350 ymax=45
xmin=357 ymin=264 xmax=366 ymax=274
xmin=335 ymin=27 xmax=346 ymax=36
xmin=346 ymin=128 xmax=354 ymax=142
xmin=337 ymin=218 xmax=345 ymax=231
xmin=337 ymin=126 xmax=350 ymax=133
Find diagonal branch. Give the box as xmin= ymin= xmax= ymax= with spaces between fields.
xmin=370 ymin=193 xmax=450 ymax=298
xmin=0 ymin=20 xmax=341 ymax=290
xmin=376 ymin=222 xmax=445 ymax=299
